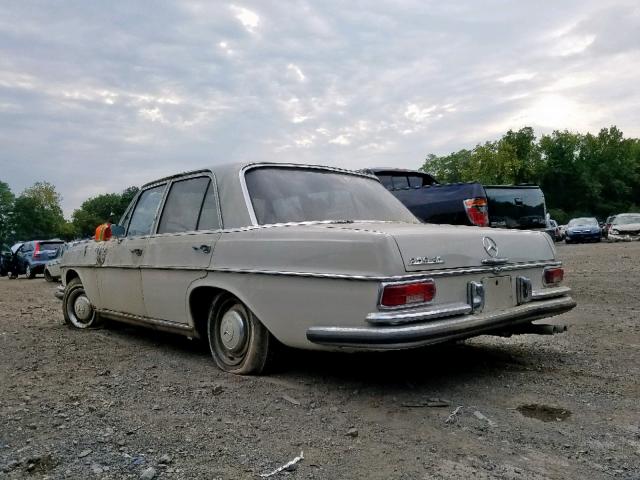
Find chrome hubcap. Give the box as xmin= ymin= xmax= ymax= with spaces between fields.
xmin=73 ymin=295 xmax=93 ymax=322
xmin=219 ymin=309 xmax=246 ymax=352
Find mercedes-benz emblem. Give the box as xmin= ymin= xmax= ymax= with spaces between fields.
xmin=483 ymin=236 xmax=499 ymax=257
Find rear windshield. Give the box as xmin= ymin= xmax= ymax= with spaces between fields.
xmin=245 ymin=167 xmax=419 ymax=225
xmin=568 ymin=217 xmax=598 ymax=227
xmin=39 ymin=242 xmax=64 ymax=251
xmin=485 ymin=187 xmax=546 ymax=229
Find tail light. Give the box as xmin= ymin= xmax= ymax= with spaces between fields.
xmin=463 ymin=198 xmax=489 ymax=227
xmin=380 ymin=280 xmax=436 ymax=308
xmin=544 ymin=267 xmax=564 ymax=286
xmin=32 ymin=242 xmax=41 ymax=259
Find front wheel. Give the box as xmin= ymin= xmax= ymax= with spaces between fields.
xmin=207 ymin=295 xmax=273 ymax=375
xmin=62 ymin=278 xmax=103 ymax=329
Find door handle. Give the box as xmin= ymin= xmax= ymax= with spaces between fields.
xmin=130 ymin=248 xmax=143 ymax=256
xmin=192 ymin=245 xmax=211 ymax=254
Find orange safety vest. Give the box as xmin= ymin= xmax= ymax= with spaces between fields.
xmin=94 ymin=223 xmax=112 ymax=242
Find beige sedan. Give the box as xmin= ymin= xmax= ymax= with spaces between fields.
xmin=58 ymin=163 xmax=576 ymax=375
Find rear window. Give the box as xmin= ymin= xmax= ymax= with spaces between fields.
xmin=245 ymin=167 xmax=419 ymax=225
xmin=485 ymin=187 xmax=546 ymax=229
xmin=39 ymin=242 xmax=63 ymax=251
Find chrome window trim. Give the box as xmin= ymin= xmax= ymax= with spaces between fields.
xmin=125 ymin=182 xmax=169 ymax=239
xmin=376 ymin=278 xmax=436 ymax=311
xmin=239 ymin=163 xmax=412 ymax=227
xmin=153 ymin=171 xmax=222 ymax=236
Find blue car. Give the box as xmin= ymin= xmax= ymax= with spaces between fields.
xmin=9 ymin=239 xmax=65 ymax=279
xmin=565 ymin=217 xmax=601 ymax=244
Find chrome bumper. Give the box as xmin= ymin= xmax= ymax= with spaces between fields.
xmin=306 ymin=295 xmax=576 ymax=349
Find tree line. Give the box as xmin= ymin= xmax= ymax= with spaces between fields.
xmin=0 ymin=180 xmax=138 ymax=247
xmin=422 ymin=126 xmax=640 ymax=223
xmin=1 ymin=124 xmax=638 ymax=246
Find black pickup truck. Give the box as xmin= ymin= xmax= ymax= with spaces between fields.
xmin=364 ymin=168 xmax=549 ymax=232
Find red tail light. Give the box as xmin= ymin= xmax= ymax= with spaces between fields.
xmin=463 ymin=198 xmax=489 ymax=227
xmin=32 ymin=242 xmax=41 ymax=259
xmin=544 ymin=267 xmax=564 ymax=286
xmin=380 ymin=280 xmax=436 ymax=307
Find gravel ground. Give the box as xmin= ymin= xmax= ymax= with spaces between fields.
xmin=0 ymin=242 xmax=639 ymax=479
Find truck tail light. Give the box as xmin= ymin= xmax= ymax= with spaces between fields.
xmin=544 ymin=267 xmax=564 ymax=286
xmin=463 ymin=198 xmax=489 ymax=227
xmin=380 ymin=280 xmax=436 ymax=307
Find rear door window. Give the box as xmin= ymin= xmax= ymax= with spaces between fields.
xmin=158 ymin=176 xmax=213 ymax=234
xmin=197 ymin=180 xmax=221 ymax=230
xmin=127 ymin=185 xmax=166 ymax=236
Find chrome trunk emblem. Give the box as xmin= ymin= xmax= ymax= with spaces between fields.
xmin=408 ymin=256 xmax=445 ymax=266
xmin=482 ymin=236 xmax=499 ymax=257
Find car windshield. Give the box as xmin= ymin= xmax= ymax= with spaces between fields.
xmin=613 ymin=214 xmax=640 ymax=225
xmin=568 ymin=217 xmax=598 ymax=227
xmin=245 ymin=167 xmax=420 ymax=225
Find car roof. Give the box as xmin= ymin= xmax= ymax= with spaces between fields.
xmin=139 ymin=162 xmax=376 ymax=229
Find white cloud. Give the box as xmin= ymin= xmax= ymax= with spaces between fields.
xmin=287 ymin=63 xmax=306 ymax=82
xmin=498 ymin=72 xmax=537 ymax=84
xmin=230 ymin=5 xmax=260 ymax=33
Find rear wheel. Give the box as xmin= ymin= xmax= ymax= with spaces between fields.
xmin=207 ymin=295 xmax=273 ymax=375
xmin=63 ymin=278 xmax=103 ymax=329
xmin=26 ymin=264 xmax=36 ymax=279
xmin=44 ymin=269 xmax=54 ymax=282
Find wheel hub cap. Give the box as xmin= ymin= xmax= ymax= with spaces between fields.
xmin=74 ymin=296 xmax=92 ymax=321
xmin=219 ymin=310 xmax=246 ymax=352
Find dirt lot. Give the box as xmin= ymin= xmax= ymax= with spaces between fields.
xmin=1 ymin=242 xmax=639 ymax=479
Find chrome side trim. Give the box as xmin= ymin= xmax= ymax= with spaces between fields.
xmin=209 ymin=260 xmax=561 ymax=281
xmin=531 ymin=286 xmax=572 ymax=300
xmin=61 ymin=260 xmax=562 ymax=281
xmin=98 ymin=309 xmax=194 ymax=331
xmin=307 ymin=296 xmax=577 ymax=349
xmin=366 ymin=302 xmax=472 ymax=325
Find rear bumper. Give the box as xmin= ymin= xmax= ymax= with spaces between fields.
xmin=306 ymin=295 xmax=576 ymax=349
xmin=608 ymin=233 xmax=640 ymax=241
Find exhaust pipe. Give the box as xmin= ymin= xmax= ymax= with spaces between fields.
xmin=495 ymin=323 xmax=567 ymax=337
xmin=514 ymin=323 xmax=567 ymax=335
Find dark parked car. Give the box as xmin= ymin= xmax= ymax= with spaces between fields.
xmin=362 ymin=168 xmax=489 ymax=226
xmin=565 ymin=217 xmax=601 ymax=243
xmin=9 ymin=239 xmax=65 ymax=278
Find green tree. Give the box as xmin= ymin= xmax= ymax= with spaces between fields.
xmin=11 ymin=182 xmax=66 ymax=240
xmin=0 ymin=180 xmax=15 ymax=246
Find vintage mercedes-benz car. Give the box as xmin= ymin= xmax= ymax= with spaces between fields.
xmin=57 ymin=163 xmax=576 ymax=374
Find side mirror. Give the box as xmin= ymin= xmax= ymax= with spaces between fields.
xmin=111 ymin=224 xmax=126 ymax=238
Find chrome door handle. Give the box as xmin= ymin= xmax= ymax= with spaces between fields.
xmin=192 ymin=245 xmax=211 ymax=254
xmin=130 ymin=248 xmax=143 ymax=256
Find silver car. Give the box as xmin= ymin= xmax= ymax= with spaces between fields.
xmin=58 ymin=163 xmax=576 ymax=375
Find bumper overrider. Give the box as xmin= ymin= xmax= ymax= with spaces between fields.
xmin=307 ymin=287 xmax=576 ymax=349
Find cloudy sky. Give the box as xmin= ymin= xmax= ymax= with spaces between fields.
xmin=1 ymin=1 xmax=639 ymax=216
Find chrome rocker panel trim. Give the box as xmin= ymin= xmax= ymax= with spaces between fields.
xmin=306 ymin=296 xmax=576 ymax=349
